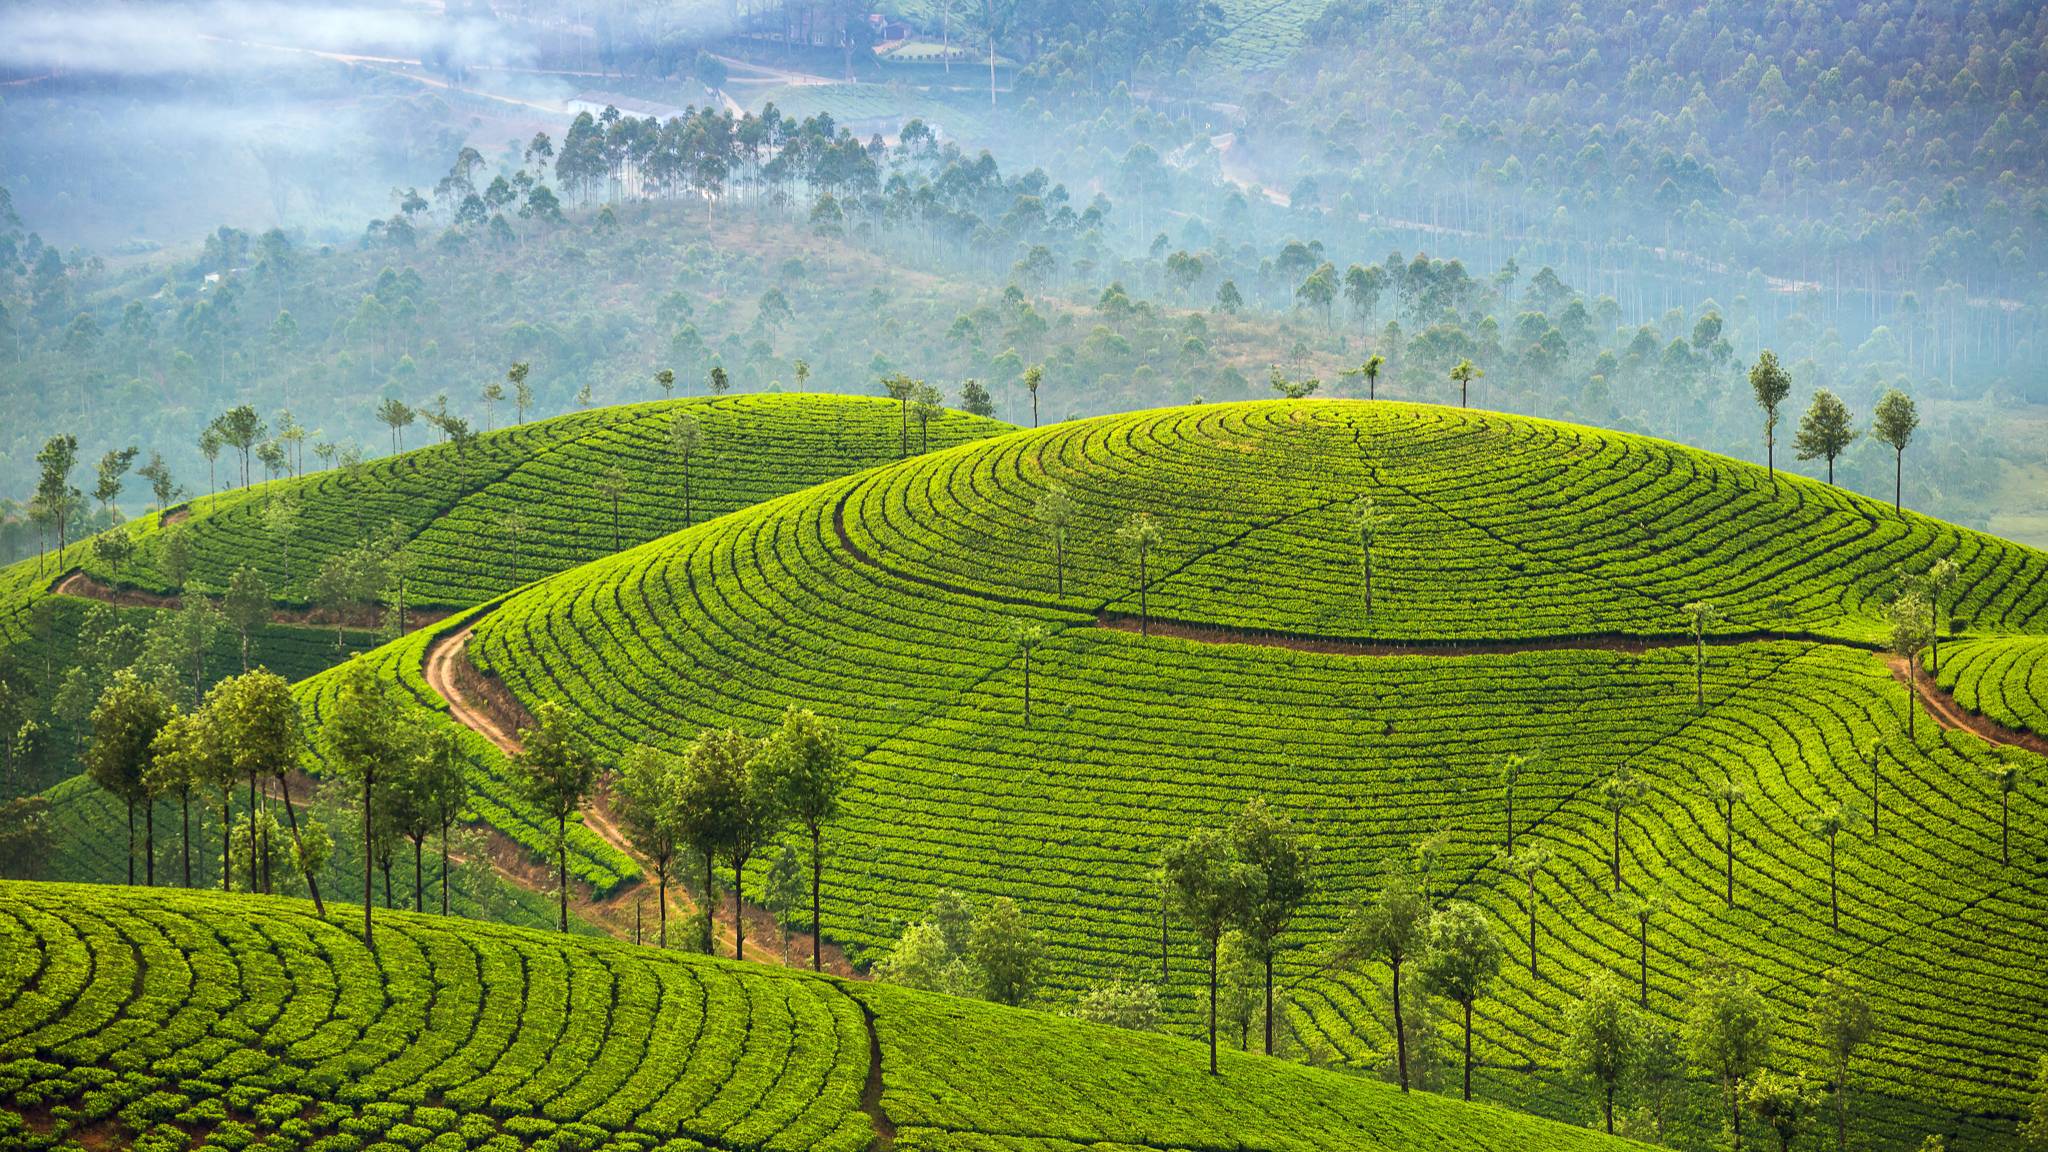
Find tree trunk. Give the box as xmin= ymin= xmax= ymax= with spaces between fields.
xmin=810 ymin=825 xmax=822 ymax=971
xmin=733 ymin=855 xmax=747 ymax=961
xmin=1893 ymin=450 xmax=1902 ymax=514
xmin=1461 ymin=998 xmax=1473 ymax=1101
xmin=1138 ymin=550 xmax=1149 ymax=636
xmin=705 ymin=850 xmax=716 ymax=953
xmin=126 ymin=799 xmax=135 ymax=885
xmin=249 ymin=773 xmax=260 ymax=891
xmin=276 ymin=774 xmax=325 ymax=917
xmin=363 ymin=775 xmax=375 ymax=942
xmin=1263 ymin=951 xmax=1275 ymax=1055
xmin=441 ymin=822 xmax=451 ymax=916
xmin=381 ymin=859 xmax=393 ymax=908
xmin=1391 ymin=958 xmax=1409 ymax=1091
xmin=414 ymin=838 xmax=425 ymax=913
xmin=658 ymin=859 xmax=670 ymax=948
xmin=145 ymin=802 xmax=155 ymax=886
xmin=221 ymin=797 xmax=233 ymax=893
xmin=1733 ymin=1078 xmax=1744 ymax=1152
xmin=1604 ymin=1083 xmax=1615 ymax=1134
xmin=557 ymin=813 xmax=569 ymax=933
xmin=181 ymin=790 xmax=192 ymax=888
xmin=1206 ymin=936 xmax=1219 ymax=1075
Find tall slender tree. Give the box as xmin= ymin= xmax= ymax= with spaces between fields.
xmin=1232 ymin=798 xmax=1311 ymax=1056
xmin=1034 ymin=483 xmax=1076 ymax=596
xmin=670 ymin=412 xmax=704 ymax=528
xmin=1023 ymin=364 xmax=1044 ymax=427
xmin=86 ymin=669 xmax=174 ymax=886
xmin=513 ymin=701 xmax=599 ymax=934
xmin=1750 ymin=351 xmax=1792 ymax=488
xmin=1349 ymin=495 xmax=1387 ymax=622
xmin=1565 ymin=973 xmax=1642 ymax=1135
xmin=1986 ymin=756 xmax=2026 ymax=867
xmin=327 ymin=656 xmax=417 ymax=942
xmin=1117 ymin=511 xmax=1163 ymax=636
xmin=760 ymin=707 xmax=852 ymax=971
xmin=1600 ymin=769 xmax=1648 ymax=892
xmin=1682 ymin=600 xmax=1720 ymax=708
xmin=1684 ymin=965 xmax=1776 ymax=1152
xmin=1794 ymin=390 xmax=1856 ymax=484
xmin=1810 ymin=969 xmax=1876 ymax=1152
xmin=1418 ymin=900 xmax=1503 ymax=1101
xmin=1870 ymin=389 xmax=1919 ymax=513
xmin=1506 ymin=844 xmax=1549 ymax=976
xmin=1449 ymin=358 xmax=1482 ymax=407
xmin=214 ymin=670 xmax=326 ymax=918
xmin=618 ymin=744 xmax=685 ymax=945
xmin=1163 ymin=826 xmax=1251 ymax=1076
xmin=1340 ymin=874 xmax=1429 ymax=1091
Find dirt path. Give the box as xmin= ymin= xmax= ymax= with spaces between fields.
xmin=1885 ymin=655 xmax=2048 ymax=755
xmin=422 ymin=620 xmax=859 ymax=974
xmin=53 ymin=569 xmax=446 ymax=633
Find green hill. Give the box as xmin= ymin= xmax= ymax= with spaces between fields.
xmin=447 ymin=399 xmax=2047 ymax=1148
xmin=0 ymin=394 xmax=1010 ymax=799
xmin=0 ymin=881 xmax=1637 ymax=1152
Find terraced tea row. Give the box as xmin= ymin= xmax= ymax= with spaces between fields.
xmin=0 ymin=883 xmax=1637 ymax=1152
xmin=840 ymin=402 xmax=2048 ymax=642
xmin=1936 ymin=636 xmax=2048 ymax=742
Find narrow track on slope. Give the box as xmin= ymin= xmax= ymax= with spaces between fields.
xmin=1887 ymin=654 xmax=2048 ymax=755
xmin=422 ymin=615 xmax=859 ymax=974
xmin=53 ymin=568 xmax=447 ymax=632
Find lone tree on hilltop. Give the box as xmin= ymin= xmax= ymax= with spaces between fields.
xmin=1450 ymin=358 xmax=1483 ymax=407
xmin=1340 ymin=873 xmax=1429 ymax=1092
xmin=655 ymin=367 xmax=675 ymax=397
xmin=1232 ymin=797 xmax=1311 ymax=1056
xmin=1684 ymin=964 xmax=1776 ymax=1152
xmin=1683 ymin=600 xmax=1721 ymax=708
xmin=1750 ymin=351 xmax=1792 ymax=488
xmin=911 ymin=381 xmax=945 ymax=452
xmin=1035 ymin=483 xmax=1077 ymax=596
xmin=1163 ymin=825 xmax=1252 ymax=1075
xmin=1349 ymin=495 xmax=1388 ymax=622
xmin=709 ymin=365 xmax=730 ymax=395
xmin=1419 ymin=900 xmax=1503 ymax=1101
xmin=617 ymin=744 xmax=686 ymax=948
xmin=1810 ymin=968 xmax=1876 ymax=1152
xmin=759 ymin=707 xmax=852 ymax=971
xmin=1341 ymin=353 xmax=1386 ymax=401
xmin=514 ymin=702 xmax=599 ymax=934
xmin=1871 ymin=388 xmax=1919 ymax=513
xmin=883 ymin=373 xmax=916 ymax=455
xmin=1023 ymin=364 xmax=1044 ymax=427
xmin=1117 ymin=512 xmax=1164 ymax=636
xmin=1794 ymin=390 xmax=1856 ymax=484
xmin=1565 ymin=972 xmax=1641 ymax=1135
xmin=86 ymin=669 xmax=174 ymax=886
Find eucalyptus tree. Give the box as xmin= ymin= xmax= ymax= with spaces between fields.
xmin=1871 ymin=389 xmax=1919 ymax=513
xmin=216 ymin=406 xmax=265 ymax=487
xmin=508 ymin=361 xmax=534 ymax=423
xmin=1449 ymin=358 xmax=1482 ymax=407
xmin=1505 ymin=844 xmax=1549 ymax=976
xmin=328 ymin=656 xmax=420 ymax=942
xmin=145 ymin=710 xmax=209 ymax=887
xmin=1564 ymin=973 xmax=1641 ymax=1135
xmin=1985 ymin=754 xmax=2026 ymax=866
xmin=376 ymin=398 xmax=416 ymax=454
xmin=883 ymin=373 xmax=916 ymax=455
xmin=910 ymin=381 xmax=945 ymax=452
xmin=1348 ymin=495 xmax=1387 ymax=621
xmin=1117 ymin=512 xmax=1163 ymax=636
xmin=1499 ymin=753 xmax=1525 ymax=853
xmin=1034 ymin=483 xmax=1076 ymax=595
xmin=1418 ymin=900 xmax=1503 ymax=1101
xmin=1599 ymin=769 xmax=1648 ymax=892
xmin=598 ymin=465 xmax=628 ymax=552
xmin=617 ymin=744 xmax=685 ymax=947
xmin=86 ymin=669 xmax=174 ymax=886
xmin=1619 ymin=888 xmax=1665 ymax=1006
xmin=262 ymin=493 xmax=301 ymax=589
xmin=502 ymin=509 xmax=530 ymax=585
xmin=412 ymin=726 xmax=468 ymax=916
xmin=1861 ymin=742 xmax=1884 ymax=836
xmin=709 ymin=365 xmax=730 ymax=395
xmin=1750 ymin=351 xmax=1792 ymax=487
xmin=1806 ymin=803 xmax=1855 ymax=930
xmin=1684 ymin=964 xmax=1776 ymax=1152
xmin=1794 ymin=390 xmax=1856 ymax=484
xmin=214 ymin=670 xmax=326 ymax=918
xmin=1341 ymin=353 xmax=1385 ymax=400
xmin=480 ymin=380 xmax=505 ymax=431
xmin=670 ymin=412 xmax=704 ymax=527
xmin=759 ymin=707 xmax=852 ymax=971
xmin=1163 ymin=826 xmax=1252 ymax=1075
xmin=1340 ymin=873 xmax=1429 ymax=1091
xmin=1924 ymin=558 xmax=1960 ymax=673
xmin=1232 ymin=797 xmax=1311 ymax=1056
xmin=1007 ymin=618 xmax=1050 ymax=725
xmin=793 ymin=359 xmax=810 ymax=393
xmin=1810 ymin=968 xmax=1876 ymax=1152
xmin=1682 ymin=600 xmax=1721 ymax=708
xmin=198 ymin=426 xmax=223 ymax=499
xmin=1023 ymin=364 xmax=1044 ymax=427
xmin=655 ymin=367 xmax=675 ymax=397
xmin=514 ymin=701 xmax=599 ymax=934
xmin=1710 ymin=776 xmax=1747 ymax=906
xmin=1886 ymin=593 xmax=1933 ymax=740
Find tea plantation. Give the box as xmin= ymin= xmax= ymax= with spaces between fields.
xmin=452 ymin=400 xmax=2048 ymax=1149
xmin=0 ymin=882 xmax=1637 ymax=1152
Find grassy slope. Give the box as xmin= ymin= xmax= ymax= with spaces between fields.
xmin=463 ymin=399 xmax=2048 ymax=1149
xmin=0 ymin=881 xmax=1637 ymax=1152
